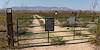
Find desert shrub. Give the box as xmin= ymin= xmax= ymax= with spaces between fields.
xmin=0 ymin=32 xmax=8 ymax=49
xmin=56 ymin=17 xmax=68 ymax=27
xmin=18 ymin=28 xmax=28 ymax=35
xmin=88 ymin=19 xmax=100 ymax=46
xmin=21 ymin=32 xmax=33 ymax=36
xmin=88 ymin=28 xmax=96 ymax=34
xmin=75 ymin=31 xmax=81 ymax=36
xmin=50 ymin=36 xmax=66 ymax=45
xmin=81 ymin=34 xmax=89 ymax=37
xmin=0 ymin=15 xmax=7 ymax=49
xmin=88 ymin=24 xmax=97 ymax=34
xmin=89 ymin=37 xmax=100 ymax=45
xmin=0 ymin=16 xmax=5 ymax=26
xmin=59 ymin=22 xmax=68 ymax=27
xmin=81 ymin=22 xmax=88 ymax=27
xmin=18 ymin=18 xmax=33 ymax=26
xmin=14 ymin=16 xmax=33 ymax=36
xmin=75 ymin=31 xmax=89 ymax=37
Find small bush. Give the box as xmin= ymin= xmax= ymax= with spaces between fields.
xmin=50 ymin=36 xmax=66 ymax=45
xmin=75 ymin=31 xmax=88 ymax=37
xmin=0 ymin=32 xmax=8 ymax=49
xmin=88 ymin=27 xmax=96 ymax=34
xmin=18 ymin=28 xmax=28 ymax=35
xmin=89 ymin=37 xmax=100 ymax=45
xmin=81 ymin=34 xmax=89 ymax=37
xmin=75 ymin=31 xmax=81 ymax=36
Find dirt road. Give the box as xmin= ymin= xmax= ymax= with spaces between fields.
xmin=20 ymin=43 xmax=95 ymax=50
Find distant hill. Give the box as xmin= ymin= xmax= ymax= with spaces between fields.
xmin=0 ymin=6 xmax=100 ymax=16
xmin=11 ymin=6 xmax=74 ymax=11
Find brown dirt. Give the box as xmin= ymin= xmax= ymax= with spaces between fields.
xmin=20 ymin=43 xmax=95 ymax=50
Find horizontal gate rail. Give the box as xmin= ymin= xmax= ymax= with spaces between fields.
xmin=18 ymin=22 xmax=98 ymax=27
xmin=19 ymin=38 xmax=90 ymax=45
xmin=19 ymin=41 xmax=90 ymax=49
xmin=18 ymin=34 xmax=92 ymax=41
xmin=17 ymin=29 xmax=90 ymax=34
xmin=16 ymin=16 xmax=99 ymax=19
xmin=0 ymin=30 xmax=6 ymax=32
xmin=16 ymin=30 xmax=91 ymax=35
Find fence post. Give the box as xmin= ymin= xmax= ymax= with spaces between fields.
xmin=6 ymin=8 xmax=14 ymax=47
xmin=96 ymin=17 xmax=100 ymax=41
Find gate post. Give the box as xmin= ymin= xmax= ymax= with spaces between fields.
xmin=6 ymin=8 xmax=14 ymax=47
xmin=96 ymin=17 xmax=100 ymax=41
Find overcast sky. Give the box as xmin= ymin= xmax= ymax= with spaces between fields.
xmin=0 ymin=0 xmax=100 ymax=11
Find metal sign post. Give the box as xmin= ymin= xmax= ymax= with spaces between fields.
xmin=47 ymin=31 xmax=50 ymax=43
xmin=6 ymin=8 xmax=14 ymax=47
xmin=45 ymin=17 xmax=54 ymax=43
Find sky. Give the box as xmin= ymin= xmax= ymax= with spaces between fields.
xmin=0 ymin=0 xmax=100 ymax=11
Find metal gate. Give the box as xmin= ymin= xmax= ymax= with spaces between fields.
xmin=15 ymin=16 xmax=98 ymax=48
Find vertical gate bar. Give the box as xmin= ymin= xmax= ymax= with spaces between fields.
xmin=73 ymin=20 xmax=76 ymax=40
xmin=6 ymin=8 xmax=14 ymax=47
xmin=73 ymin=17 xmax=76 ymax=40
xmin=16 ymin=18 xmax=19 ymax=47
xmin=73 ymin=12 xmax=77 ymax=40
xmin=48 ymin=31 xmax=49 ymax=43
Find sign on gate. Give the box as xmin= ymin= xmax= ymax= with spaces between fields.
xmin=45 ymin=17 xmax=54 ymax=31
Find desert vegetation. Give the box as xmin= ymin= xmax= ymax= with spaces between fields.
xmin=0 ymin=14 xmax=100 ymax=50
